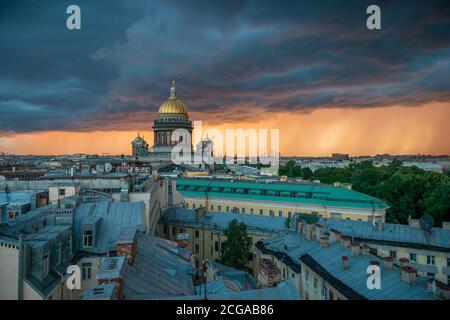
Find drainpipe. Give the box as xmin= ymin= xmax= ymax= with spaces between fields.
xmin=18 ymin=235 xmax=24 ymax=300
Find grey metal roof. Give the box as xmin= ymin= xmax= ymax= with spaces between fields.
xmin=82 ymin=284 xmax=116 ymax=300
xmin=0 ymin=191 xmax=32 ymax=206
xmin=73 ymin=201 xmax=145 ymax=254
xmin=153 ymin=279 xmax=301 ymax=300
xmin=163 ymin=208 xmax=288 ymax=236
xmin=97 ymin=256 xmax=126 ymax=280
xmin=123 ymin=232 xmax=196 ymax=299
xmin=260 ymin=232 xmax=439 ymax=300
xmin=323 ymin=218 xmax=450 ymax=251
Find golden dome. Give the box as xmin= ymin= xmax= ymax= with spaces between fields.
xmin=158 ymin=81 xmax=189 ymax=115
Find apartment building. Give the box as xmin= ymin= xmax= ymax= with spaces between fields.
xmin=255 ymin=218 xmax=449 ymax=300
xmin=175 ymin=178 xmax=388 ymax=222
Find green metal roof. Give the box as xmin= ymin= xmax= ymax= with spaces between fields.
xmin=176 ymin=179 xmax=388 ymax=210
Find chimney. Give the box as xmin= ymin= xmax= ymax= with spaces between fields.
xmin=370 ymin=260 xmax=380 ymax=267
xmin=383 ymin=257 xmax=393 ymax=270
xmin=398 ymin=258 xmax=409 ymax=268
xmin=296 ymin=218 xmax=303 ymax=235
xmin=361 ymin=244 xmax=370 ymax=256
xmin=314 ymin=223 xmax=324 ymax=240
xmin=351 ymin=242 xmax=360 ymax=256
xmin=341 ymin=256 xmax=349 ymax=270
xmin=195 ymin=207 xmax=206 ymax=221
xmin=408 ymin=216 xmax=421 ymax=229
xmin=319 ymin=235 xmax=330 ymax=248
xmin=401 ymin=267 xmax=417 ymax=285
xmin=341 ymin=236 xmax=351 ymax=248
xmin=116 ymin=228 xmax=138 ymax=265
xmin=373 ymin=216 xmax=384 ymax=231
xmin=305 ymin=222 xmax=314 ymax=240
xmin=329 ymin=229 xmax=341 ymax=243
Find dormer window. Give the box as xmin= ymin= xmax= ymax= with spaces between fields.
xmin=83 ymin=230 xmax=93 ymax=247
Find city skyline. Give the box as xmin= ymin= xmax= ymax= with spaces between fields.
xmin=1 ymin=1 xmax=450 ymax=156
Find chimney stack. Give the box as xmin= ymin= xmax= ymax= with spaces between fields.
xmin=361 ymin=244 xmax=370 ymax=256
xmin=320 ymin=235 xmax=330 ymax=248
xmin=296 ymin=218 xmax=303 ymax=235
xmin=399 ymin=258 xmax=409 ymax=268
xmin=329 ymin=229 xmax=340 ymax=243
xmin=383 ymin=257 xmax=393 ymax=270
xmin=341 ymin=236 xmax=351 ymax=248
xmin=401 ymin=267 xmax=417 ymax=285
xmin=341 ymin=256 xmax=349 ymax=270
xmin=351 ymin=242 xmax=360 ymax=256
xmin=314 ymin=224 xmax=324 ymax=240
xmin=305 ymin=222 xmax=314 ymax=240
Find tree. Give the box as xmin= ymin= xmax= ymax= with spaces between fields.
xmin=221 ymin=219 xmax=252 ymax=270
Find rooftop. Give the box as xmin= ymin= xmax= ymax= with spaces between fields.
xmin=258 ymin=232 xmax=438 ymax=300
xmin=176 ymin=178 xmax=388 ymax=210
xmin=322 ymin=218 xmax=450 ymax=251
xmin=0 ymin=191 xmax=32 ymax=206
xmin=162 ymin=208 xmax=288 ymax=235
xmin=123 ymin=232 xmax=196 ymax=299
xmin=73 ymin=201 xmax=145 ymax=254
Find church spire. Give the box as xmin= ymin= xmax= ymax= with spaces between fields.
xmin=170 ymin=80 xmax=176 ymax=99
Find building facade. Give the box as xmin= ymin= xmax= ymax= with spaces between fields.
xmin=175 ymin=179 xmax=388 ymax=222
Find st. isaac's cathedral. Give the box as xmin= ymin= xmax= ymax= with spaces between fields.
xmin=131 ymin=81 xmax=212 ymax=169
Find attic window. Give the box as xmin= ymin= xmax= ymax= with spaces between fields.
xmin=83 ymin=230 xmax=93 ymax=247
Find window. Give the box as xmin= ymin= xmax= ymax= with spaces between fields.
xmin=172 ymin=227 xmax=177 ymax=236
xmin=427 ymin=255 xmax=435 ymax=265
xmin=288 ymin=212 xmax=292 ymax=218
xmin=195 ymin=244 xmax=199 ymax=254
xmin=330 ymin=212 xmax=341 ymax=219
xmin=210 ymin=204 xmax=214 ymax=210
xmin=321 ymin=285 xmax=327 ymax=299
xmin=427 ymin=272 xmax=435 ymax=278
xmin=59 ymin=189 xmax=66 ymax=196
xmin=42 ymin=253 xmax=49 ymax=276
xmin=250 ymin=208 xmax=254 ymax=215
xmin=305 ymin=271 xmax=310 ymax=284
xmin=199 ymin=204 xmax=203 ymax=208
xmin=56 ymin=243 xmax=62 ymax=265
xmin=410 ymin=253 xmax=417 ymax=263
xmin=447 ymin=257 xmax=450 ymax=266
xmin=226 ymin=206 xmax=229 ymax=212
xmin=357 ymin=219 xmax=362 ymax=222
xmin=278 ymin=211 xmax=283 ymax=217
xmin=48 ymin=295 xmax=53 ymax=300
xmin=241 ymin=208 xmax=245 ymax=214
xmin=269 ymin=210 xmax=274 ymax=217
xmin=195 ymin=230 xmax=199 ymax=239
xmin=83 ymin=230 xmax=93 ymax=247
xmin=313 ymin=278 xmax=318 ymax=291
xmin=259 ymin=209 xmax=263 ymax=215
xmin=215 ymin=241 xmax=219 ymax=252
xmin=389 ymin=250 xmax=396 ymax=259
xmin=192 ymin=204 xmax=196 ymax=209
xmin=218 ymin=205 xmax=221 ymax=212
xmin=179 ymin=228 xmax=185 ymax=234
xmin=163 ymin=226 xmax=167 ymax=235
xmin=82 ymin=262 xmax=92 ymax=280
xmin=370 ymin=248 xmax=378 ymax=256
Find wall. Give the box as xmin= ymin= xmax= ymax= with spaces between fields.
xmin=0 ymin=241 xmax=19 ymax=299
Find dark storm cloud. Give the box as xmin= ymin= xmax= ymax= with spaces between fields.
xmin=1 ymin=0 xmax=449 ymax=132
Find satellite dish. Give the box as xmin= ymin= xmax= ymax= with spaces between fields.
xmin=105 ymin=163 xmax=112 ymax=173
xmin=420 ymin=213 xmax=434 ymax=232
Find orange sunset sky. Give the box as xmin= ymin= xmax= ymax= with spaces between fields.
xmin=1 ymin=102 xmax=449 ymax=157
